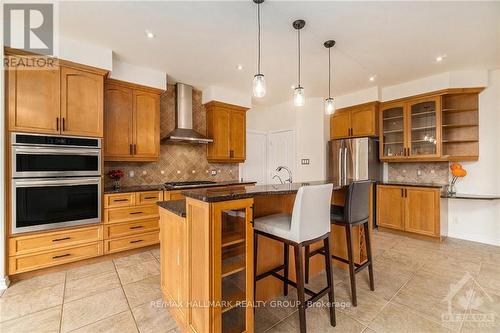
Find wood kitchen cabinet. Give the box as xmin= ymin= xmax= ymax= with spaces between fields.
xmin=104 ymin=79 xmax=163 ymax=161
xmin=330 ymin=102 xmax=379 ymax=139
xmin=205 ymin=101 xmax=249 ymax=163
xmin=377 ymin=185 xmax=441 ymax=238
xmin=6 ymin=49 xmax=107 ymax=137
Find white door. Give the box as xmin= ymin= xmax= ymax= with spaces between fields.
xmin=240 ymin=131 xmax=267 ymax=184
xmin=268 ymin=130 xmax=295 ymax=184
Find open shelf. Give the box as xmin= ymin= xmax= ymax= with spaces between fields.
xmin=411 ymin=111 xmax=436 ymax=118
xmin=222 ymin=255 xmax=245 ymax=278
xmin=442 ymin=124 xmax=478 ymax=129
xmin=222 ymin=232 xmax=245 ymax=248
xmin=383 ymin=115 xmax=403 ymax=121
xmin=442 ymin=108 xmax=478 ymax=113
xmin=443 ymin=140 xmax=478 ymax=144
xmin=411 ymin=125 xmax=436 ymax=131
xmin=383 ymin=129 xmax=404 ymax=134
xmin=383 ymin=141 xmax=404 ymax=145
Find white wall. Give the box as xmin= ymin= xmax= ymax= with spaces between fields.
xmin=110 ymin=60 xmax=166 ymax=90
xmin=202 ymin=86 xmax=252 ymax=109
xmin=446 ymin=70 xmax=500 ymax=246
xmin=58 ymin=36 xmax=113 ymax=71
xmin=247 ymin=97 xmax=328 ymax=182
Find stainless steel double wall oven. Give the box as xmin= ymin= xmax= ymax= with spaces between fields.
xmin=11 ymin=133 xmax=102 ymax=234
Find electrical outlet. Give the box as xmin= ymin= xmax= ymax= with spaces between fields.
xmin=301 ymin=159 xmax=310 ymax=165
xmin=417 ymin=169 xmax=422 ymax=176
xmin=129 ymin=170 xmax=135 ymax=177
xmin=210 ymin=170 xmax=217 ymax=176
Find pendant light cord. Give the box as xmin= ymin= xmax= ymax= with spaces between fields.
xmin=297 ymin=28 xmax=301 ymax=86
xmin=328 ymin=47 xmax=331 ymax=98
xmin=257 ymin=3 xmax=261 ymax=75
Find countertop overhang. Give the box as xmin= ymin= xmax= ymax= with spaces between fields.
xmin=104 ymin=180 xmax=256 ymax=194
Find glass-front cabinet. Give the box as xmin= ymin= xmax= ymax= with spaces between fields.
xmin=381 ymin=102 xmax=406 ymax=159
xmin=408 ymin=97 xmax=441 ymax=158
xmin=213 ymin=200 xmax=254 ymax=333
xmin=380 ymin=97 xmax=441 ymax=160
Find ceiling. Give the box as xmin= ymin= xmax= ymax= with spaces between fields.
xmin=59 ymin=1 xmax=500 ymax=106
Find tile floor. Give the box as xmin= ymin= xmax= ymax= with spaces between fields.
xmin=1 ymin=230 xmax=499 ymax=333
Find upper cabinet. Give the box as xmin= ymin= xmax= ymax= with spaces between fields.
xmin=104 ymin=79 xmax=163 ymax=162
xmin=380 ymin=88 xmax=482 ymax=162
xmin=6 ymin=50 xmax=107 ymax=137
xmin=330 ymin=102 xmax=379 ymax=139
xmin=205 ymin=101 xmax=249 ymax=163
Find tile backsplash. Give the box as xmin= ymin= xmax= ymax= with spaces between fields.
xmin=104 ymin=84 xmax=239 ymax=187
xmin=387 ymin=162 xmax=449 ymax=184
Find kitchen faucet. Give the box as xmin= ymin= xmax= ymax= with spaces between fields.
xmin=272 ymin=174 xmax=284 ymax=184
xmin=276 ymin=166 xmax=293 ymax=183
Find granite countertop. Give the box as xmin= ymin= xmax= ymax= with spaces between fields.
xmin=182 ymin=181 xmax=344 ymax=203
xmin=105 ymin=180 xmax=257 ymax=194
xmin=377 ymin=181 xmax=445 ymax=189
xmin=440 ymin=193 xmax=500 ymax=200
xmin=104 ymin=184 xmax=166 ymax=194
xmin=157 ymin=200 xmax=186 ymax=217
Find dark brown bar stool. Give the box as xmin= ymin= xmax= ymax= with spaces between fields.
xmin=254 ymin=184 xmax=336 ymax=333
xmin=304 ymin=180 xmax=374 ymax=307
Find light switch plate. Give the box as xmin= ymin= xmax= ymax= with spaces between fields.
xmin=301 ymin=159 xmax=310 ymax=165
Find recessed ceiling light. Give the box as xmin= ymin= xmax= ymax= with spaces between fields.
xmin=369 ymin=76 xmax=376 ymax=82
xmin=436 ymin=55 xmax=446 ymax=63
xmin=237 ymin=64 xmax=243 ymax=70
xmin=145 ymin=30 xmax=154 ymax=39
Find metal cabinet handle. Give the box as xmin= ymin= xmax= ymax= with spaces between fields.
xmin=129 ymin=144 xmax=133 ymax=155
xmin=129 ymin=211 xmax=143 ymax=215
xmin=401 ymin=188 xmax=404 ymax=197
xmin=52 ymin=237 xmax=71 ymax=242
xmin=130 ymin=226 xmax=144 ymax=229
xmin=56 ymin=118 xmax=60 ymax=131
xmin=130 ymin=239 xmax=143 ymax=244
xmin=113 ymin=199 xmax=128 ymax=202
xmin=405 ymin=189 xmax=408 ymax=197
xmin=133 ymin=144 xmax=137 ymax=155
xmin=144 ymin=196 xmax=157 ymax=200
xmin=52 ymin=253 xmax=71 ymax=259
xmin=62 ymin=118 xmax=66 ymax=131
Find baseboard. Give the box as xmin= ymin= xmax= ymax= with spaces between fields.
xmin=0 ymin=275 xmax=11 ymax=290
xmin=447 ymin=232 xmax=500 ymax=247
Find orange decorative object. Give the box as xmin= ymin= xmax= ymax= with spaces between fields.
xmin=452 ymin=168 xmax=467 ymax=177
xmin=450 ymin=163 xmax=462 ymax=171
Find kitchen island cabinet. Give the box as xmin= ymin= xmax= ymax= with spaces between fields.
xmin=158 ymin=181 xmax=372 ymax=333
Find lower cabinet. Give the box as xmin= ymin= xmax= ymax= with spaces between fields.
xmin=377 ymin=185 xmax=441 ymax=238
xmin=103 ymin=191 xmax=162 ymax=254
xmin=8 ymin=225 xmax=103 ymax=275
xmin=160 ymin=198 xmax=254 ymax=333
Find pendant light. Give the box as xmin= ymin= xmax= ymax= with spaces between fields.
xmin=324 ymin=40 xmax=336 ymax=115
xmin=293 ymin=19 xmax=305 ymax=107
xmin=252 ymin=0 xmax=266 ymax=98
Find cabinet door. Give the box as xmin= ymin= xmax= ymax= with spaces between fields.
xmin=330 ymin=111 xmax=350 ymax=139
xmin=207 ymin=108 xmax=231 ymax=160
xmin=377 ymin=186 xmax=405 ymax=230
xmin=7 ymin=57 xmax=60 ymax=134
xmin=229 ymin=111 xmax=246 ymax=161
xmin=407 ymin=97 xmax=441 ymax=159
xmin=104 ymin=84 xmax=134 ymax=159
xmin=351 ymin=105 xmax=377 ymax=137
xmin=405 ymin=187 xmax=439 ymax=237
xmin=61 ymin=67 xmax=104 ymax=137
xmin=133 ymin=91 xmax=160 ymax=161
xmin=380 ymin=102 xmax=406 ymax=160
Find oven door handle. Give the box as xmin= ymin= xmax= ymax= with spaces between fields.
xmin=13 ymin=146 xmax=100 ymax=156
xmin=13 ymin=177 xmax=101 ymax=188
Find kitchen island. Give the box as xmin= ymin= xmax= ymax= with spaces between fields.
xmin=158 ymin=181 xmax=373 ymax=333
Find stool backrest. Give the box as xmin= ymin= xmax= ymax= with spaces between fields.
xmin=344 ymin=180 xmax=371 ymax=224
xmin=290 ymin=183 xmax=333 ymax=243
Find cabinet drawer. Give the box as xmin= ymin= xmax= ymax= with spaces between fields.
xmin=105 ymin=193 xmax=135 ymax=208
xmin=9 ymin=225 xmax=103 ymax=256
xmin=136 ymin=191 xmax=163 ymax=205
xmin=105 ymin=219 xmax=159 ymax=239
xmin=9 ymin=242 xmax=103 ymax=275
xmin=105 ymin=205 xmax=159 ymax=224
xmin=104 ymin=231 xmax=159 ymax=254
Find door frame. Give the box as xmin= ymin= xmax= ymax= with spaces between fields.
xmin=267 ymin=129 xmax=295 ymax=184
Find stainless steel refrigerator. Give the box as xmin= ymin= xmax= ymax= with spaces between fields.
xmin=329 ymin=137 xmax=381 ymax=187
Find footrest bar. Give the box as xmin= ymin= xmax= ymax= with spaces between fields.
xmin=256 ymin=264 xmax=285 ymax=281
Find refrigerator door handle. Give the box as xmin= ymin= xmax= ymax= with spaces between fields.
xmin=338 ymin=148 xmax=343 ymax=186
xmin=343 ymin=147 xmax=348 ymax=186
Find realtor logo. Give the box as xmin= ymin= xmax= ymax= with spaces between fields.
xmin=4 ymin=3 xmax=54 ymax=55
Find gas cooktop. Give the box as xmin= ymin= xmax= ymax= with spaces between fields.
xmin=164 ymin=181 xmax=217 ymax=189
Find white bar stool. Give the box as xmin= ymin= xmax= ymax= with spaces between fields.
xmin=253 ymin=183 xmax=336 ymax=333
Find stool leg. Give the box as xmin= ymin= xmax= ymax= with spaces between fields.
xmin=363 ymin=222 xmax=375 ymax=291
xmin=304 ymin=245 xmax=310 ymax=284
xmin=283 ymin=243 xmax=289 ymax=296
xmin=294 ymin=244 xmax=307 ymax=333
xmin=345 ymin=224 xmax=357 ymax=307
xmin=323 ymin=236 xmax=336 ymax=327
xmin=253 ymin=232 xmax=258 ymax=301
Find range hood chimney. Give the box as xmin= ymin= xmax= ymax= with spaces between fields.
xmin=161 ymin=83 xmax=213 ymax=144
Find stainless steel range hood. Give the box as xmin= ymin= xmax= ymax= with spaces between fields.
xmin=161 ymin=83 xmax=213 ymax=144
